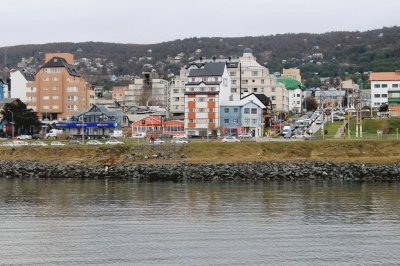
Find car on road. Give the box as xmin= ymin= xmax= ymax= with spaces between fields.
xmin=86 ymin=140 xmax=103 ymax=145
xmin=131 ymin=133 xmax=146 ymax=139
xmin=238 ymin=133 xmax=253 ymax=138
xmin=30 ymin=141 xmax=48 ymax=146
xmin=51 ymin=141 xmax=65 ymax=146
xmin=16 ymin=135 xmax=32 ymax=140
xmin=332 ymin=115 xmax=345 ymax=121
xmin=171 ymin=138 xmax=189 ymax=144
xmin=222 ymin=136 xmax=240 ymax=142
xmin=105 ymin=139 xmax=124 ymax=145
xmin=69 ymin=140 xmax=81 ymax=145
xmin=151 ymin=139 xmax=165 ymax=144
xmin=315 ymin=119 xmax=322 ymax=125
xmin=172 ymin=134 xmax=188 ymax=139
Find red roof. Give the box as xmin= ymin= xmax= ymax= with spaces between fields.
xmin=132 ymin=116 xmax=162 ymax=126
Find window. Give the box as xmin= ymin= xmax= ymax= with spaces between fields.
xmin=43 ymin=77 xmax=49 ymax=81
xmin=252 ymin=80 xmax=255 ymax=83
xmin=52 ymin=77 xmax=59 ymax=81
xmin=261 ymin=79 xmax=265 ymax=84
xmin=253 ymin=88 xmax=258 ymax=92
xmin=251 ymin=108 xmax=257 ymax=114
xmin=244 ymin=118 xmax=250 ymax=125
xmin=173 ymin=89 xmax=179 ymax=93
xmin=67 ymin=95 xmax=77 ymax=101
xmin=209 ymin=119 xmax=214 ymax=123
xmin=224 ymin=119 xmax=229 ymax=123
xmin=392 ymin=93 xmax=400 ymax=98
xmin=374 ymin=94 xmax=381 ymax=98
xmin=52 ymin=96 xmax=59 ymax=100
xmin=271 ymin=96 xmax=276 ymax=100
xmin=29 ymin=87 xmax=37 ymax=92
xmin=27 ymin=96 xmax=36 ymax=102
xmin=174 ymin=97 xmax=179 ymax=101
xmin=382 ymin=94 xmax=387 ymax=98
xmin=188 ymin=108 xmax=194 ymax=112
xmin=43 ymin=96 xmax=49 ymax=100
xmin=297 ymin=94 xmax=300 ymax=97
xmin=231 ymin=88 xmax=237 ymax=93
xmin=393 ymin=84 xmax=399 ymax=88
xmin=390 ymin=103 xmax=397 ymax=107
xmin=189 ymin=119 xmax=194 ymax=123
xmin=198 ymin=108 xmax=205 ymax=112
xmin=208 ymin=108 xmax=214 ymax=112
xmin=208 ymin=98 xmax=214 ymax=102
xmin=67 ymin=87 xmax=78 ymax=92
xmin=230 ymin=72 xmax=236 ymax=76
xmin=242 ymin=80 xmax=248 ymax=85
xmin=390 ymin=112 xmax=397 ymax=117
xmin=224 ymin=108 xmax=229 ymax=113
xmin=43 ymin=105 xmax=49 ymax=110
xmin=233 ymin=108 xmax=238 ymax=113
xmin=231 ymin=80 xmax=237 ymax=85
xmin=52 ymin=105 xmax=59 ymax=109
xmin=382 ymin=84 xmax=388 ymax=88
xmin=252 ymin=119 xmax=257 ymax=125
xmin=233 ymin=119 xmax=238 ymax=124
xmin=197 ymin=98 xmax=205 ymax=102
xmin=191 ymin=78 xmax=195 ymax=82
xmin=251 ymin=71 xmax=258 ymax=76
xmin=215 ymin=77 xmax=219 ymax=82
xmin=272 ymin=88 xmax=276 ymax=92
xmin=244 ymin=108 xmax=250 ymax=114
xmin=374 ymin=84 xmax=381 ymax=88
xmin=223 ymin=78 xmax=227 ymax=86
xmin=243 ymin=88 xmax=248 ymax=93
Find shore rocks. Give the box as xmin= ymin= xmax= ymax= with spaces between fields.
xmin=0 ymin=160 xmax=399 ymax=181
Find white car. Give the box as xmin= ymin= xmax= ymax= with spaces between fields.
xmin=86 ymin=140 xmax=103 ymax=145
xmin=105 ymin=139 xmax=124 ymax=145
xmin=30 ymin=141 xmax=48 ymax=146
xmin=151 ymin=139 xmax=165 ymax=144
xmin=16 ymin=135 xmax=32 ymax=140
xmin=172 ymin=134 xmax=188 ymax=139
xmin=315 ymin=119 xmax=322 ymax=125
xmin=222 ymin=136 xmax=240 ymax=142
xmin=171 ymin=139 xmax=188 ymax=144
xmin=50 ymin=141 xmax=66 ymax=146
xmin=131 ymin=133 xmax=146 ymax=139
xmin=238 ymin=133 xmax=253 ymax=138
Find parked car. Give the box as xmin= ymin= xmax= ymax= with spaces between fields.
xmin=105 ymin=139 xmax=124 ymax=145
xmin=32 ymin=134 xmax=41 ymax=140
xmin=158 ymin=134 xmax=172 ymax=139
xmin=315 ymin=119 xmax=322 ymax=125
xmin=238 ymin=133 xmax=253 ymax=138
xmin=151 ymin=139 xmax=165 ymax=144
xmin=86 ymin=140 xmax=103 ymax=145
xmin=333 ymin=115 xmax=345 ymax=121
xmin=30 ymin=141 xmax=48 ymax=146
xmin=16 ymin=135 xmax=32 ymax=140
xmin=171 ymin=138 xmax=189 ymax=144
xmin=172 ymin=134 xmax=188 ymax=139
xmin=283 ymin=132 xmax=292 ymax=139
xmin=50 ymin=141 xmax=65 ymax=146
xmin=131 ymin=133 xmax=146 ymax=139
xmin=69 ymin=140 xmax=81 ymax=145
xmin=222 ymin=136 xmax=240 ymax=142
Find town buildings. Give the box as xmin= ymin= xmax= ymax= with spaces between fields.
xmin=9 ymin=69 xmax=35 ymax=102
xmin=26 ymin=53 xmax=94 ymax=120
xmin=370 ymin=72 xmax=400 ymax=116
xmin=315 ymin=88 xmax=346 ymax=108
xmin=277 ymin=77 xmax=305 ymax=114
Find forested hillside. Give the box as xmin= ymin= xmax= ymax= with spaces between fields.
xmin=1 ymin=26 xmax=399 ymax=88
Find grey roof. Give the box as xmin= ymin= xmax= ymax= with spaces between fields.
xmin=41 ymin=57 xmax=80 ymax=77
xmin=71 ymin=104 xmax=125 ymax=120
xmin=188 ymin=62 xmax=226 ymax=77
xmin=22 ymin=72 xmax=35 ymax=81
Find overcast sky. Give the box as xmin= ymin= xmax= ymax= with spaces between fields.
xmin=1 ymin=0 xmax=399 ymax=47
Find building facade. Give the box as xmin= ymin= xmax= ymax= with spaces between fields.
xmin=184 ymin=62 xmax=231 ymax=137
xmin=9 ymin=69 xmax=35 ymax=102
xmin=26 ymin=53 xmax=92 ymax=120
xmin=370 ymin=72 xmax=400 ymax=109
xmin=277 ymin=77 xmax=305 ymax=113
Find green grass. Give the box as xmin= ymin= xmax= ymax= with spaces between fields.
xmin=314 ymin=121 xmax=344 ymax=139
xmin=347 ymin=118 xmax=400 ymax=139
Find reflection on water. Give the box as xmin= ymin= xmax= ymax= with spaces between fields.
xmin=1 ymin=179 xmax=400 ymax=265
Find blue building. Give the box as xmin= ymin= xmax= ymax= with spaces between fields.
xmin=220 ymin=94 xmax=266 ymax=137
xmin=0 ymin=79 xmax=6 ymax=99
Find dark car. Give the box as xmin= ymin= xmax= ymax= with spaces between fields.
xmin=32 ymin=134 xmax=41 ymax=140
xmin=158 ymin=134 xmax=172 ymax=138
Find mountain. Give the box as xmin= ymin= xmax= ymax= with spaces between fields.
xmin=1 ymin=26 xmax=400 ymax=88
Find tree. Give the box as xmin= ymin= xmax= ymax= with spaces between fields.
xmin=304 ymin=96 xmax=318 ymax=111
xmin=1 ymin=100 xmax=41 ymax=135
xmin=379 ymin=103 xmax=388 ymax=112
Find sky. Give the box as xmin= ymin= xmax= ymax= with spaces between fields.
xmin=1 ymin=0 xmax=399 ymax=47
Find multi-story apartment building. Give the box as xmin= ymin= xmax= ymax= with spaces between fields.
xmin=370 ymin=72 xmax=400 ymax=109
xmin=127 ymin=71 xmax=170 ymax=108
xmin=268 ymin=78 xmax=289 ymax=112
xmin=277 ymin=77 xmax=305 ymax=113
xmin=26 ymin=53 xmax=92 ymax=120
xmin=169 ymin=71 xmax=188 ymax=119
xmin=281 ymin=68 xmax=302 ymax=82
xmin=112 ymin=86 xmax=128 ymax=102
xmin=184 ymin=62 xmax=231 ymax=137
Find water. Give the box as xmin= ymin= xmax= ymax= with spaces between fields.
xmin=1 ymin=179 xmax=400 ymax=265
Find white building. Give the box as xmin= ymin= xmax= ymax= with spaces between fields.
xmin=9 ymin=69 xmax=35 ymax=102
xmin=370 ymin=72 xmax=400 ymax=108
xmin=184 ymin=62 xmax=231 ymax=137
xmin=277 ymin=77 xmax=305 ymax=113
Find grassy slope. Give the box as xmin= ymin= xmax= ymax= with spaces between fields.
xmin=0 ymin=140 xmax=399 ymax=164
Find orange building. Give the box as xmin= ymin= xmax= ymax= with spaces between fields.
xmin=26 ymin=53 xmax=92 ymax=120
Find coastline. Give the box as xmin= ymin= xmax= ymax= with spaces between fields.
xmin=1 ymin=160 xmax=399 ymax=181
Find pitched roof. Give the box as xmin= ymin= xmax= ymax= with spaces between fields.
xmin=41 ymin=57 xmax=80 ymax=77
xmin=370 ymin=72 xmax=400 ymax=81
xmin=185 ymin=81 xmax=221 ymax=86
xmin=277 ymin=77 xmax=306 ymax=91
xmin=188 ymin=62 xmax=226 ymax=77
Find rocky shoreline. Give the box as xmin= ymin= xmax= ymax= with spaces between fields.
xmin=0 ymin=160 xmax=399 ymax=181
